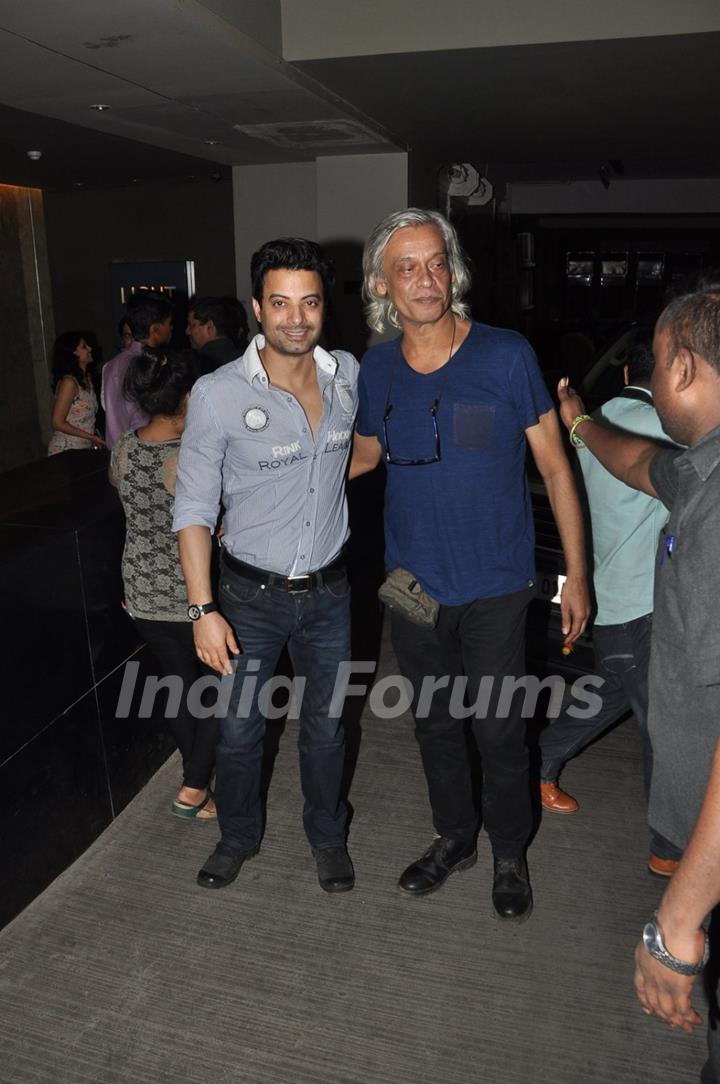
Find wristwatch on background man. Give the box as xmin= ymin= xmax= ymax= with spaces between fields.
xmin=187 ymin=602 xmax=218 ymax=621
xmin=642 ymin=914 xmax=709 ymax=976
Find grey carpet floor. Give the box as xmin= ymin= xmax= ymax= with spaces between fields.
xmin=0 ymin=625 xmax=707 ymax=1083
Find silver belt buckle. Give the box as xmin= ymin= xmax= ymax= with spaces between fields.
xmin=286 ymin=574 xmax=312 ymax=593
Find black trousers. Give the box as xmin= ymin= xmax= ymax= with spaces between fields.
xmin=133 ymin=618 xmax=219 ymax=790
xmin=391 ymin=585 xmax=534 ymax=859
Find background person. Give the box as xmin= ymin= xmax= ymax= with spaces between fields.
xmin=553 ymin=289 xmax=720 ymax=1080
xmin=118 ymin=318 xmax=133 ymax=351
xmin=539 ymin=337 xmax=683 ymax=877
xmin=110 ymin=347 xmax=218 ymax=819
xmin=102 ymin=292 xmax=173 ymax=448
xmin=186 ymin=295 xmax=249 ymax=375
xmin=48 ymin=331 xmax=105 ymax=454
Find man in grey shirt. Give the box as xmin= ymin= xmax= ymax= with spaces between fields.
xmin=540 ymin=340 xmax=682 ymax=877
xmin=173 ymin=238 xmax=358 ymax=894
xmin=556 ymin=289 xmax=720 ymax=1080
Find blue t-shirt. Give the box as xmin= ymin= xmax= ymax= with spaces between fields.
xmin=356 ymin=321 xmax=552 ymax=605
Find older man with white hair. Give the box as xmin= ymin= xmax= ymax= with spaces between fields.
xmin=350 ymin=208 xmax=590 ymax=920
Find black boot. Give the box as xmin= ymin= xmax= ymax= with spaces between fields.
xmin=398 ymin=837 xmax=477 ymax=896
xmin=492 ymin=855 xmax=533 ymax=921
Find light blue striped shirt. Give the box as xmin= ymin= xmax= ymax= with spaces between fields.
xmin=173 ymin=334 xmax=358 ymax=576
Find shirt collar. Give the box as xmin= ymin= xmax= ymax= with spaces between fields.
xmin=240 ymin=334 xmax=338 ymax=385
xmin=677 ymin=423 xmax=720 ymax=482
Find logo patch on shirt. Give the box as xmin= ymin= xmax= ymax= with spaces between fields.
xmin=335 ymin=382 xmax=354 ymax=414
xmin=324 ymin=428 xmax=351 ymax=454
xmin=244 ymin=406 xmax=270 ymax=432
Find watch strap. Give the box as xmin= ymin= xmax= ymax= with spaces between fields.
xmin=187 ymin=602 xmax=218 ymax=621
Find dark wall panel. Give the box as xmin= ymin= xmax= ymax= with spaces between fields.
xmin=0 ymin=689 xmax=113 ymax=930
xmin=0 ymin=450 xmax=174 ymax=929
xmin=44 ymin=176 xmax=236 ymax=360
xmin=0 ymin=186 xmax=54 ymax=471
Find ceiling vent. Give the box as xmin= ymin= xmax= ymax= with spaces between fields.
xmin=233 ymin=118 xmax=386 ymax=150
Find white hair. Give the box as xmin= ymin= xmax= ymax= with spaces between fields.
xmin=362 ymin=208 xmax=471 ymax=333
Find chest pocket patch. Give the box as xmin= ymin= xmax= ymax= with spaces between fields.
xmin=335 ymin=381 xmax=355 ymax=414
xmin=453 ymin=403 xmax=496 ymax=450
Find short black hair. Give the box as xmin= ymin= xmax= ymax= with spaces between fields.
xmin=125 ymin=292 xmax=173 ymax=341
xmin=250 ymin=238 xmax=334 ymax=304
xmin=123 ymin=348 xmax=199 ymax=418
xmin=626 ymin=340 xmax=655 ymax=385
xmin=188 ymin=295 xmax=248 ymax=347
xmin=657 ymin=290 xmax=720 ymax=376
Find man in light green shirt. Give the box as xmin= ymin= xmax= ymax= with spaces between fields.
xmin=539 ymin=340 xmax=682 ymax=875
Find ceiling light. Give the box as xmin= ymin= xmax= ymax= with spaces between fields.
xmin=26 ymin=149 xmax=42 ymax=160
xmin=203 ymin=139 xmax=219 ymax=146
xmin=90 ymin=103 xmax=110 ymax=111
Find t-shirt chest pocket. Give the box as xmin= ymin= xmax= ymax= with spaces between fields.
xmin=453 ymin=402 xmax=496 ymax=450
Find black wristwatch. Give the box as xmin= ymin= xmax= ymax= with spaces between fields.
xmin=187 ymin=602 xmax=219 ymax=621
xmin=642 ymin=914 xmax=709 ymax=976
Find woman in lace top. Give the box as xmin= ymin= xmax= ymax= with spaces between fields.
xmin=48 ymin=332 xmax=105 ymax=455
xmin=110 ymin=347 xmax=219 ymax=819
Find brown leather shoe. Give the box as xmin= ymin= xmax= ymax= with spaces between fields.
xmin=648 ymin=854 xmax=679 ymax=878
xmin=540 ymin=781 xmax=579 ymax=814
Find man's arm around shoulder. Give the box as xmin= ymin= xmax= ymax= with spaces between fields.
xmin=557 ymin=379 xmax=660 ymax=497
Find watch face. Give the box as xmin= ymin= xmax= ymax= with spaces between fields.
xmin=188 ymin=604 xmax=201 ymax=621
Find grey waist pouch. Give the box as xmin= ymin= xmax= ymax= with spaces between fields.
xmin=377 ymin=568 xmax=440 ymax=629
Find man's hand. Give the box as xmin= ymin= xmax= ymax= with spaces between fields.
xmin=634 ymin=940 xmax=703 ymax=1033
xmin=193 ymin=611 xmax=240 ymax=675
xmin=559 ymin=573 xmax=591 ymax=642
xmin=557 ymin=377 xmax=588 ymax=433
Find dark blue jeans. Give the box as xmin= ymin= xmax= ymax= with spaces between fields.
xmin=216 ymin=566 xmax=350 ymax=853
xmin=540 ymin=612 xmax=681 ymax=861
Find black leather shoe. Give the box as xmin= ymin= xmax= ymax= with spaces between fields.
xmin=197 ymin=844 xmax=259 ymax=889
xmin=398 ymin=837 xmax=477 ymax=896
xmin=492 ymin=855 xmax=533 ymax=921
xmin=312 ymin=845 xmax=355 ymax=893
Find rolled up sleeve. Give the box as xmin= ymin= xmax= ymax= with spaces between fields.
xmin=172 ymin=383 xmax=226 ymax=533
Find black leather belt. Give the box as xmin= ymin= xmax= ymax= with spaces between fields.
xmin=222 ymin=549 xmax=346 ymax=592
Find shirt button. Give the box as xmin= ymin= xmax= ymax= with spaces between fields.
xmin=302 ymin=427 xmax=307 ymax=433
xmin=300 ymin=554 xmax=305 ymax=560
xmin=306 ymin=521 xmax=310 ymax=526
xmin=309 ymin=488 xmax=315 ymax=493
